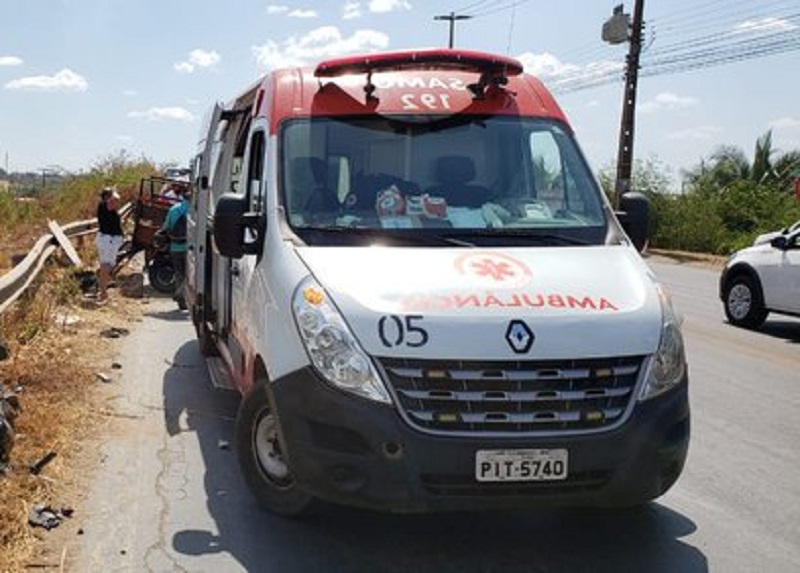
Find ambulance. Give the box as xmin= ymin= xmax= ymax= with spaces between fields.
xmin=186 ymin=48 xmax=689 ymax=516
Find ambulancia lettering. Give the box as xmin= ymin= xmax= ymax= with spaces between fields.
xmin=396 ymin=292 xmax=620 ymax=312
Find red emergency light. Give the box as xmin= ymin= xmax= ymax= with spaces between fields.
xmin=315 ymin=49 xmax=524 ymax=101
xmin=314 ymin=48 xmax=524 ymax=78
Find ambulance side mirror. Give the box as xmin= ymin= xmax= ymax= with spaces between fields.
xmin=616 ymin=191 xmax=650 ymax=253
xmin=213 ymin=193 xmax=263 ymax=258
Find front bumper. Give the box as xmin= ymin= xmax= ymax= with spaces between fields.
xmin=270 ymin=366 xmax=690 ymax=513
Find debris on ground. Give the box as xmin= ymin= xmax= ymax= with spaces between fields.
xmin=95 ymin=372 xmax=112 ymax=384
xmin=0 ymin=383 xmax=22 ymax=473
xmin=28 ymin=504 xmax=73 ymax=531
xmin=72 ymin=270 xmax=97 ymax=294
xmin=29 ymin=451 xmax=57 ymax=475
xmin=53 ymin=313 xmax=81 ymax=328
xmin=120 ymin=273 xmax=145 ymax=298
xmin=99 ymin=327 xmax=130 ymax=339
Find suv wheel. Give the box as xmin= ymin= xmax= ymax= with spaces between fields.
xmin=723 ymin=274 xmax=768 ymax=329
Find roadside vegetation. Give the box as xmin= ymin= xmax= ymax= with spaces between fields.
xmin=0 ymin=152 xmax=158 ymax=269
xmin=0 ymin=154 xmax=158 ymax=570
xmin=600 ymin=130 xmax=800 ymax=255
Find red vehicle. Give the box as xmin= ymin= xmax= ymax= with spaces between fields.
xmin=116 ymin=176 xmax=186 ymax=292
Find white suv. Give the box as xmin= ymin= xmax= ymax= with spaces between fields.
xmin=719 ymin=228 xmax=800 ymax=328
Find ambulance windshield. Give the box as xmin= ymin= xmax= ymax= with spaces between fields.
xmin=281 ymin=115 xmax=608 ymax=246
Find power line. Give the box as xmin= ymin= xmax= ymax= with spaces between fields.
xmin=468 ymin=0 xmax=531 ymax=18
xmin=560 ymin=4 xmax=797 ymax=75
xmin=548 ymin=6 xmax=800 ymax=94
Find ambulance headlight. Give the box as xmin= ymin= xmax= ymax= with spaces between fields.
xmin=640 ymin=285 xmax=687 ymax=401
xmin=292 ymin=277 xmax=391 ymax=403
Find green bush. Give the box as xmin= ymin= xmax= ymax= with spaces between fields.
xmin=601 ymin=153 xmax=800 ymax=255
xmin=1 ymin=153 xmax=159 ymax=250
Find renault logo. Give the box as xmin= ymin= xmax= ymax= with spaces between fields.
xmin=506 ymin=320 xmax=534 ymax=354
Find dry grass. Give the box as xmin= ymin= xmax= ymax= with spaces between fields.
xmin=0 ymin=260 xmax=144 ymax=571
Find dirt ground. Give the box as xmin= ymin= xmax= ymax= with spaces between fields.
xmin=646 ymin=248 xmax=728 ymax=270
xmin=0 ymin=259 xmax=161 ymax=572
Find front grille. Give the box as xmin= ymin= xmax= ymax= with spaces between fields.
xmin=378 ymin=356 xmax=645 ymax=435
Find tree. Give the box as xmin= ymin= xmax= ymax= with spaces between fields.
xmin=684 ymin=130 xmax=800 ymax=193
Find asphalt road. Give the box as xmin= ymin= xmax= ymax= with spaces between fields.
xmin=69 ymin=256 xmax=800 ymax=573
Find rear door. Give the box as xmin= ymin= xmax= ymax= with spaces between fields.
xmin=187 ymin=103 xmax=224 ymax=313
xmin=229 ymin=125 xmax=268 ymax=376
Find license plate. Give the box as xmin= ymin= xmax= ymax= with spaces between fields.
xmin=475 ymin=449 xmax=568 ymax=482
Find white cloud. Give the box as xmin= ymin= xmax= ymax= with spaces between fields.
xmin=343 ymin=1 xmax=361 ymax=19
xmin=253 ymin=26 xmax=389 ymax=70
xmin=173 ymin=49 xmax=221 ymax=74
xmin=666 ymin=126 xmax=720 ymax=141
xmin=288 ymin=9 xmax=318 ymax=18
xmin=174 ymin=62 xmax=193 ymax=73
xmin=115 ymin=135 xmax=134 ymax=143
xmin=4 ymin=69 xmax=87 ymax=92
xmin=735 ymin=17 xmax=797 ymax=34
xmin=517 ymin=52 xmax=579 ymax=78
xmin=639 ymin=92 xmax=699 ymax=114
xmin=369 ymin=0 xmax=411 ymax=13
xmin=0 ymin=56 xmax=23 ymax=67
xmin=769 ymin=117 xmax=800 ymax=130
xmin=127 ymin=107 xmax=196 ymax=122
xmin=267 ymin=5 xmax=289 ymax=14
xmin=122 ymin=89 xmax=138 ymax=96
xmin=516 ymin=52 xmax=622 ymax=91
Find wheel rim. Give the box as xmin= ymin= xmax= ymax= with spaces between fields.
xmin=728 ymin=283 xmax=752 ymax=320
xmin=149 ymin=264 xmax=176 ymax=292
xmin=253 ymin=411 xmax=293 ymax=487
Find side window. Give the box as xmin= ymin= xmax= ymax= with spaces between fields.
xmin=528 ymin=129 xmax=600 ymax=221
xmin=246 ymin=130 xmax=266 ymax=213
xmin=231 ymin=116 xmax=252 ymax=193
xmin=529 ymin=131 xmax=565 ymax=212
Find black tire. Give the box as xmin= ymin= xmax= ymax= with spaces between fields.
xmin=236 ymin=380 xmax=315 ymax=517
xmin=147 ymin=257 xmax=176 ymax=294
xmin=723 ymin=274 xmax=768 ymax=329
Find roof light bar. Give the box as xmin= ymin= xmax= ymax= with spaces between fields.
xmin=314 ymin=48 xmax=523 ymax=78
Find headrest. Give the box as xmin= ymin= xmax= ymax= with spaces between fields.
xmin=434 ymin=156 xmax=476 ymax=185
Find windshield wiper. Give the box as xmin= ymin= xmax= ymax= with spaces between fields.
xmin=299 ymin=226 xmax=476 ymax=247
xmin=443 ymin=228 xmax=591 ymax=246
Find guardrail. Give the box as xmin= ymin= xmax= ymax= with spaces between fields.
xmin=0 ymin=204 xmax=133 ymax=315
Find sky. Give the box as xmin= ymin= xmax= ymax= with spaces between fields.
xmin=1 ymin=0 xmax=799 ymax=189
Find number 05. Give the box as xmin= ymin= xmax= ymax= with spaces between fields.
xmin=378 ymin=314 xmax=429 ymax=348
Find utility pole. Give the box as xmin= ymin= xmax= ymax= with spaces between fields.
xmin=434 ymin=12 xmax=472 ymax=48
xmin=604 ymin=0 xmax=645 ymax=207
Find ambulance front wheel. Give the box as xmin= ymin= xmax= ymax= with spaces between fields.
xmin=236 ymin=380 xmax=315 ymax=517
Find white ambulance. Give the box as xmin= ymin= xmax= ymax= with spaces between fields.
xmin=186 ymin=48 xmax=689 ymax=516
